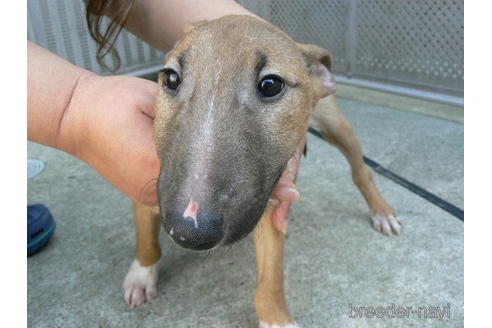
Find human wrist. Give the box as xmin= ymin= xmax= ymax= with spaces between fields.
xmin=54 ymin=71 xmax=101 ymax=159
xmin=27 ymin=41 xmax=99 ymax=157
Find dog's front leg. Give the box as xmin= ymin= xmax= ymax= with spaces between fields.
xmin=254 ymin=200 xmax=298 ymax=328
xmin=123 ymin=202 xmax=161 ymax=307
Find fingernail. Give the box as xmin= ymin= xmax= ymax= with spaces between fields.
xmin=287 ymin=158 xmax=297 ymax=170
xmin=286 ymin=173 xmax=295 ymax=181
xmin=287 ymin=189 xmax=301 ymax=202
xmin=282 ymin=220 xmax=288 ymax=235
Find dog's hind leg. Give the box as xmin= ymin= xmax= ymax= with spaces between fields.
xmin=123 ymin=202 xmax=161 ymax=307
xmin=311 ymin=95 xmax=402 ymax=236
xmin=254 ymin=201 xmax=299 ymax=328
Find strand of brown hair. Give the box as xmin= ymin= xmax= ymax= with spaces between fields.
xmin=85 ymin=0 xmax=136 ymax=72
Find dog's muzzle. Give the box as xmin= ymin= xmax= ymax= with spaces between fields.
xmin=163 ymin=201 xmax=224 ymax=250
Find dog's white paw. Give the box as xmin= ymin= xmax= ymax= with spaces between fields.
xmin=123 ymin=259 xmax=159 ymax=307
xmin=259 ymin=322 xmax=301 ymax=328
xmin=371 ymin=214 xmax=402 ymax=236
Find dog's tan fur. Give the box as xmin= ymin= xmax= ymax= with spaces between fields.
xmin=311 ymin=96 xmax=398 ymax=222
xmin=125 ymin=16 xmax=400 ymax=326
xmin=254 ymin=200 xmax=294 ymax=326
xmin=133 ymin=202 xmax=161 ymax=267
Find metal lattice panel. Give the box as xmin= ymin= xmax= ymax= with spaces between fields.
xmin=238 ymin=0 xmax=350 ymax=75
xmin=354 ymin=0 xmax=463 ymax=92
xmin=28 ymin=0 xmax=463 ymax=103
xmin=27 ymin=0 xmax=164 ymax=75
xmin=238 ymin=0 xmax=463 ymax=104
xmin=268 ymin=0 xmax=349 ymax=75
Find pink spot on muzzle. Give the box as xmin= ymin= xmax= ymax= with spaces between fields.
xmin=183 ymin=198 xmax=200 ymax=228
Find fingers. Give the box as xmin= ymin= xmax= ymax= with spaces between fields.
xmin=272 ymin=201 xmax=291 ymax=234
xmin=270 ymin=137 xmax=307 ymax=234
xmin=270 ymin=137 xmax=306 ymax=202
xmin=270 ymin=168 xmax=300 ymax=202
xmin=272 ymin=187 xmax=300 ymax=203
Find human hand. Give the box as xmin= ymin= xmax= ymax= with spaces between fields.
xmin=270 ymin=138 xmax=306 ymax=234
xmin=65 ymin=75 xmax=160 ymax=206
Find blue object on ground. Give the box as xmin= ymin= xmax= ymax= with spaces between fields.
xmin=28 ymin=204 xmax=56 ymax=256
xmin=27 ymin=159 xmax=45 ymax=180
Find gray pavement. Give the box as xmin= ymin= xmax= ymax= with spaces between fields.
xmin=27 ymin=93 xmax=463 ymax=328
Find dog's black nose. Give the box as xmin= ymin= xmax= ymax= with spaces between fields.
xmin=164 ymin=205 xmax=224 ymax=250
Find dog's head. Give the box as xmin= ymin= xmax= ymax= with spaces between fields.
xmin=154 ymin=15 xmax=334 ymax=250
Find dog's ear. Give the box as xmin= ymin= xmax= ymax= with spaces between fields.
xmin=297 ymin=43 xmax=335 ymax=98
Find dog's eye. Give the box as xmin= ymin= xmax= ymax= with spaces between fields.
xmin=258 ymin=76 xmax=284 ymax=98
xmin=162 ymin=69 xmax=181 ymax=90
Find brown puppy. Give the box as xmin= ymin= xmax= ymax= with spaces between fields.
xmin=123 ymin=16 xmax=401 ymax=327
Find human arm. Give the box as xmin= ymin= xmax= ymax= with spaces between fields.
xmin=28 ymin=41 xmax=160 ymax=205
xmin=27 ymin=41 xmax=91 ymax=154
xmin=92 ymin=0 xmax=259 ymax=52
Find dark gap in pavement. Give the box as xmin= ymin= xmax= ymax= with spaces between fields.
xmin=308 ymin=127 xmax=464 ymax=221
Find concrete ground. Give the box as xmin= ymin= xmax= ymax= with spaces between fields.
xmin=27 ymin=90 xmax=463 ymax=328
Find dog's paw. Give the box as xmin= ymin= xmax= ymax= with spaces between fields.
xmin=371 ymin=214 xmax=402 ymax=236
xmin=123 ymin=259 xmax=159 ymax=307
xmin=259 ymin=322 xmax=301 ymax=328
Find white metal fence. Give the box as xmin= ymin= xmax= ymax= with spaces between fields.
xmin=238 ymin=0 xmax=463 ymax=105
xmin=28 ymin=0 xmax=463 ymax=106
xmin=27 ymin=0 xmax=164 ymax=76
